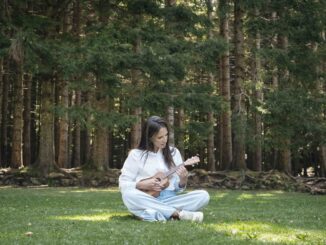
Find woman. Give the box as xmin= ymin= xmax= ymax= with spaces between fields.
xmin=119 ymin=116 xmax=210 ymax=222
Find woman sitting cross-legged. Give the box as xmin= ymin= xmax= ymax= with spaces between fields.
xmin=119 ymin=115 xmax=210 ymax=222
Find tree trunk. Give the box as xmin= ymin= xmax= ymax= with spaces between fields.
xmin=10 ymin=61 xmax=24 ymax=169
xmin=73 ymin=90 xmax=81 ymax=167
xmin=316 ymin=39 xmax=326 ymax=177
xmin=251 ymin=8 xmax=262 ymax=171
xmin=72 ymin=0 xmax=81 ymax=36
xmin=57 ymin=80 xmax=69 ymax=168
xmin=232 ymin=0 xmax=246 ymax=170
xmin=270 ymin=11 xmax=279 ymax=168
xmin=130 ymin=107 xmax=142 ymax=149
xmin=23 ymin=73 xmax=32 ymax=166
xmin=320 ymin=146 xmax=326 ymax=177
xmin=207 ymin=111 xmax=216 ymax=171
xmin=80 ymin=91 xmax=91 ymax=165
xmin=177 ymin=108 xmax=185 ymax=157
xmin=130 ymin=34 xmax=142 ymax=149
xmin=0 ymin=58 xmax=3 ymax=166
xmin=30 ymin=78 xmax=38 ymax=165
xmin=164 ymin=0 xmax=176 ymax=148
xmin=271 ymin=11 xmax=278 ymax=89
xmin=280 ymin=139 xmax=292 ymax=173
xmin=67 ymin=0 xmax=82 ymax=167
xmin=279 ymin=35 xmax=292 ymax=174
xmin=219 ymin=0 xmax=232 ymax=170
xmin=93 ymin=126 xmax=108 ymax=171
xmin=67 ymin=93 xmax=73 ymax=167
xmin=206 ymin=0 xmax=216 ymax=171
xmin=91 ymin=82 xmax=109 ymax=171
xmin=166 ymin=106 xmax=175 ymax=146
xmin=36 ymin=80 xmax=55 ymax=176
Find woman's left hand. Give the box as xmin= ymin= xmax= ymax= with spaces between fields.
xmin=176 ymin=165 xmax=188 ymax=188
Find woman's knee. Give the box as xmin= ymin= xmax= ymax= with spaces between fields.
xmin=122 ymin=189 xmax=144 ymax=205
xmin=195 ymin=190 xmax=210 ymax=206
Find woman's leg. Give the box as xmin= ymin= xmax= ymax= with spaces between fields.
xmin=121 ymin=189 xmax=177 ymax=221
xmin=162 ymin=190 xmax=210 ymax=211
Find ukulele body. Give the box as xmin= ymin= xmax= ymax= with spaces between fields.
xmin=138 ymin=156 xmax=200 ymax=197
xmin=140 ymin=171 xmax=170 ymax=197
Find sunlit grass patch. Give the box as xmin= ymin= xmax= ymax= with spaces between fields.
xmin=205 ymin=221 xmax=325 ymax=244
xmin=52 ymin=212 xmax=130 ymax=222
xmin=60 ymin=187 xmax=120 ymax=193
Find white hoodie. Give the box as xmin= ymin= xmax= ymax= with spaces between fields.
xmin=119 ymin=147 xmax=184 ymax=193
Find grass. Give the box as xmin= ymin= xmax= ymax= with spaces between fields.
xmin=0 ymin=187 xmax=325 ymax=245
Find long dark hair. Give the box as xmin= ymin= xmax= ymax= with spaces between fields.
xmin=138 ymin=116 xmax=176 ymax=169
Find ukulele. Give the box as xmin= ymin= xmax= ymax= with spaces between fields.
xmin=139 ymin=156 xmax=200 ymax=197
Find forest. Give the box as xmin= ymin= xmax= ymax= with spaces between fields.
xmin=0 ymin=0 xmax=325 ymax=178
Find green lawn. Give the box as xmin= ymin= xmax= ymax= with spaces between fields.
xmin=0 ymin=187 xmax=325 ymax=245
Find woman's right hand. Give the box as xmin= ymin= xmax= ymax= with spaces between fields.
xmin=136 ymin=175 xmax=166 ymax=191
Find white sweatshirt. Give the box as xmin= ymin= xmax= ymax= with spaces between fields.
xmin=119 ymin=147 xmax=184 ymax=193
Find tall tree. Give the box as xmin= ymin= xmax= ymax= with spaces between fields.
xmin=176 ymin=109 xmax=185 ymax=157
xmin=1 ymin=59 xmax=9 ymax=166
xmin=0 ymin=58 xmax=3 ymax=166
xmin=164 ymin=0 xmax=177 ymax=147
xmin=232 ymin=0 xmax=246 ymax=170
xmin=71 ymin=0 xmax=82 ymax=167
xmin=23 ymin=74 xmax=32 ymax=166
xmin=278 ymin=35 xmax=291 ymax=174
xmin=10 ymin=40 xmax=24 ymax=169
xmin=249 ymin=7 xmax=263 ymax=171
xmin=130 ymin=34 xmax=142 ymax=149
xmin=91 ymin=81 xmax=109 ymax=171
xmin=218 ymin=0 xmax=232 ymax=170
xmin=72 ymin=90 xmax=81 ymax=167
xmin=57 ymin=80 xmax=69 ymax=168
xmin=206 ymin=0 xmax=216 ymax=171
xmin=36 ymin=80 xmax=56 ymax=175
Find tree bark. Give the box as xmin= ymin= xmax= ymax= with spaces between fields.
xmin=1 ymin=68 xmax=9 ymax=167
xmin=130 ymin=34 xmax=142 ymax=149
xmin=207 ymin=111 xmax=216 ymax=171
xmin=164 ymin=0 xmax=177 ymax=148
xmin=23 ymin=73 xmax=32 ymax=166
xmin=206 ymin=0 xmax=216 ymax=171
xmin=251 ymin=8 xmax=262 ymax=171
xmin=232 ymin=0 xmax=246 ymax=170
xmin=279 ymin=35 xmax=292 ymax=174
xmin=91 ymin=82 xmax=109 ymax=171
xmin=36 ymin=80 xmax=56 ymax=176
xmin=280 ymin=139 xmax=292 ymax=173
xmin=72 ymin=0 xmax=81 ymax=36
xmin=57 ymin=80 xmax=69 ymax=168
xmin=80 ymin=91 xmax=91 ymax=165
xmin=320 ymin=146 xmax=326 ymax=177
xmin=73 ymin=90 xmax=81 ymax=167
xmin=10 ymin=61 xmax=24 ymax=169
xmin=130 ymin=107 xmax=142 ymax=149
xmin=166 ymin=106 xmax=175 ymax=146
xmin=271 ymin=11 xmax=278 ymax=89
xmin=219 ymin=0 xmax=232 ymax=170
xmin=93 ymin=126 xmax=108 ymax=171
xmin=0 ymin=58 xmax=3 ymax=166
xmin=177 ymin=108 xmax=185 ymax=157
xmin=30 ymin=78 xmax=38 ymax=165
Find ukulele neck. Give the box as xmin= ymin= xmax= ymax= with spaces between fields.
xmin=163 ymin=163 xmax=185 ymax=179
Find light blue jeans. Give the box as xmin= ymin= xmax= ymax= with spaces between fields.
xmin=121 ymin=189 xmax=210 ymax=221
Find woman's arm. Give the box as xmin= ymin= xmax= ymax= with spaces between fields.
xmin=118 ymin=150 xmax=141 ymax=192
xmin=172 ymin=148 xmax=188 ymax=191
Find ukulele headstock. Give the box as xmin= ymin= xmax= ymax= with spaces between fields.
xmin=184 ymin=156 xmax=200 ymax=167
